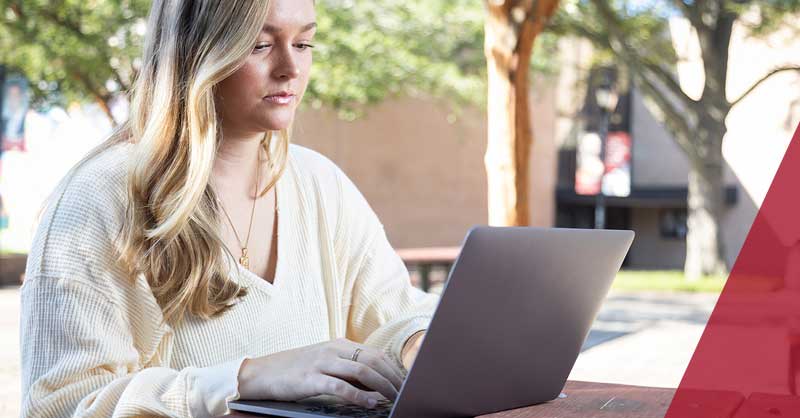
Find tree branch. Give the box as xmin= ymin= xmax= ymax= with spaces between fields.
xmin=670 ymin=0 xmax=704 ymax=30
xmin=69 ymin=65 xmax=117 ymax=125
xmin=636 ymin=69 xmax=694 ymax=154
xmin=642 ymin=60 xmax=697 ymax=103
xmin=553 ymin=16 xmax=607 ymax=44
xmin=696 ymin=5 xmax=737 ymax=104
xmin=559 ymin=3 xmax=694 ymax=151
xmin=589 ymin=0 xmax=698 ymax=110
xmin=730 ymin=66 xmax=800 ymax=108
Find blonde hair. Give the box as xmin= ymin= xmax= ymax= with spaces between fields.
xmin=64 ymin=0 xmax=291 ymax=325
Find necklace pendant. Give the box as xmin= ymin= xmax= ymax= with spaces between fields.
xmin=239 ymin=248 xmax=250 ymax=269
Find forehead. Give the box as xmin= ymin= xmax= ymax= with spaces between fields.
xmin=263 ymin=0 xmax=316 ymax=33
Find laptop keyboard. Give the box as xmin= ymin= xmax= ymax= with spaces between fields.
xmin=301 ymin=399 xmax=393 ymax=417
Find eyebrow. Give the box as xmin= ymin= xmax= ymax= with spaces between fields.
xmin=262 ymin=22 xmax=317 ymax=34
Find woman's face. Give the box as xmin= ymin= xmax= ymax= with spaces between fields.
xmin=215 ymin=0 xmax=316 ymax=136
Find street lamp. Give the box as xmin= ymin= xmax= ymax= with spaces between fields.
xmin=595 ymin=87 xmax=619 ymax=115
xmin=594 ymin=84 xmax=619 ymax=230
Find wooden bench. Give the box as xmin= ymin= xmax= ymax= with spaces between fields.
xmin=0 ymin=253 xmax=26 ymax=285
xmin=395 ymin=246 xmax=459 ymax=292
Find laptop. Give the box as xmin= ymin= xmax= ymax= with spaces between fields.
xmin=229 ymin=226 xmax=635 ymax=418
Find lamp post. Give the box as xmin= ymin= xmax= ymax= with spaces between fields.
xmin=594 ymin=83 xmax=618 ymax=230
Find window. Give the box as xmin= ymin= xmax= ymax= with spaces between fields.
xmin=659 ymin=209 xmax=687 ymax=239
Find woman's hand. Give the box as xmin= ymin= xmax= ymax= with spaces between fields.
xmin=237 ymin=338 xmax=405 ymax=408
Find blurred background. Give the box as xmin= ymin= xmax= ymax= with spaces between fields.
xmin=1 ymin=0 xmax=799 ymax=416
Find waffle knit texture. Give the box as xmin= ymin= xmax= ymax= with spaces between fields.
xmin=20 ymin=142 xmax=438 ymax=417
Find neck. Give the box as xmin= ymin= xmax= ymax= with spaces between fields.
xmin=213 ymin=130 xmax=267 ymax=198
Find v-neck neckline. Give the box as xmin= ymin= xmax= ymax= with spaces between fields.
xmin=228 ymin=158 xmax=289 ymax=296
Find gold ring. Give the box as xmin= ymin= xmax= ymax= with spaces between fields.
xmin=351 ymin=347 xmax=363 ymax=363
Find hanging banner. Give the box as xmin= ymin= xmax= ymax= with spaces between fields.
xmin=575 ymin=132 xmax=604 ymax=195
xmin=601 ymin=131 xmax=632 ymax=197
xmin=1 ymin=75 xmax=30 ymax=153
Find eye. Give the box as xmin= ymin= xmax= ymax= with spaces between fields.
xmin=254 ymin=43 xmax=272 ymax=52
xmin=295 ymin=43 xmax=315 ymax=51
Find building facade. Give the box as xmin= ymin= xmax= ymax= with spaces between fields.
xmin=293 ymin=17 xmax=800 ymax=270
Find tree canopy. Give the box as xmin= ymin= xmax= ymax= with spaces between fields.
xmin=0 ymin=0 xmax=563 ymax=121
xmin=0 ymin=0 xmax=150 ymax=118
xmin=0 ymin=1 xmax=485 ymax=120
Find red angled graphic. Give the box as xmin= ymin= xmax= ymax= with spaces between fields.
xmin=666 ymin=122 xmax=800 ymax=417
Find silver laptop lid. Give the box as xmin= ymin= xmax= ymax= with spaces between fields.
xmin=389 ymin=226 xmax=634 ymax=418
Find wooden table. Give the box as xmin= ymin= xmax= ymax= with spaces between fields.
xmin=225 ymin=381 xmax=677 ymax=418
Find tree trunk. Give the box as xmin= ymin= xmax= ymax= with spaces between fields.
xmin=683 ymin=5 xmax=733 ymax=280
xmin=483 ymin=16 xmax=532 ymax=227
xmin=684 ymin=124 xmax=728 ymax=280
xmin=483 ymin=0 xmax=559 ymax=226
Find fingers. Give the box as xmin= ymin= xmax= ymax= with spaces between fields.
xmin=314 ymin=375 xmax=382 ymax=409
xmin=332 ymin=340 xmax=405 ymax=390
xmin=321 ymin=358 xmax=398 ymax=401
xmin=352 ymin=349 xmax=405 ymax=391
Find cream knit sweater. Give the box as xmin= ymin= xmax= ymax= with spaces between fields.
xmin=19 ymin=142 xmax=438 ymax=418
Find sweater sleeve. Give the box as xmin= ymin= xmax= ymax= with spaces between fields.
xmin=333 ymin=167 xmax=439 ymax=372
xmin=20 ymin=276 xmax=246 ymax=418
xmin=19 ymin=158 xmax=245 ymax=418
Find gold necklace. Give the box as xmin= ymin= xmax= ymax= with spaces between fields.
xmin=217 ymin=153 xmax=262 ymax=269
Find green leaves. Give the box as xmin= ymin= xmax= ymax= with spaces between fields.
xmin=740 ymin=0 xmax=800 ymax=36
xmin=309 ymin=0 xmax=488 ymax=120
xmin=552 ymin=0 xmax=678 ymax=68
xmin=0 ymin=0 xmax=149 ymax=111
xmin=0 ymin=0 xmax=563 ymax=121
xmin=0 ymin=0 xmax=506 ymax=121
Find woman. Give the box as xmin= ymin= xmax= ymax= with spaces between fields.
xmin=19 ymin=1 xmax=436 ymax=417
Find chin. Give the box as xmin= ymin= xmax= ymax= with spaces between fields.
xmin=260 ymin=115 xmax=295 ymax=131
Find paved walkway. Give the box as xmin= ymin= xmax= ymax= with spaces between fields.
xmin=0 ymin=287 xmax=718 ymax=417
xmin=570 ymin=291 xmax=718 ymax=388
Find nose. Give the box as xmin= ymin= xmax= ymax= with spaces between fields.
xmin=271 ymin=45 xmax=300 ymax=80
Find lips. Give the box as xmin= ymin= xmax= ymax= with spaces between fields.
xmin=264 ymin=90 xmax=295 ymax=105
